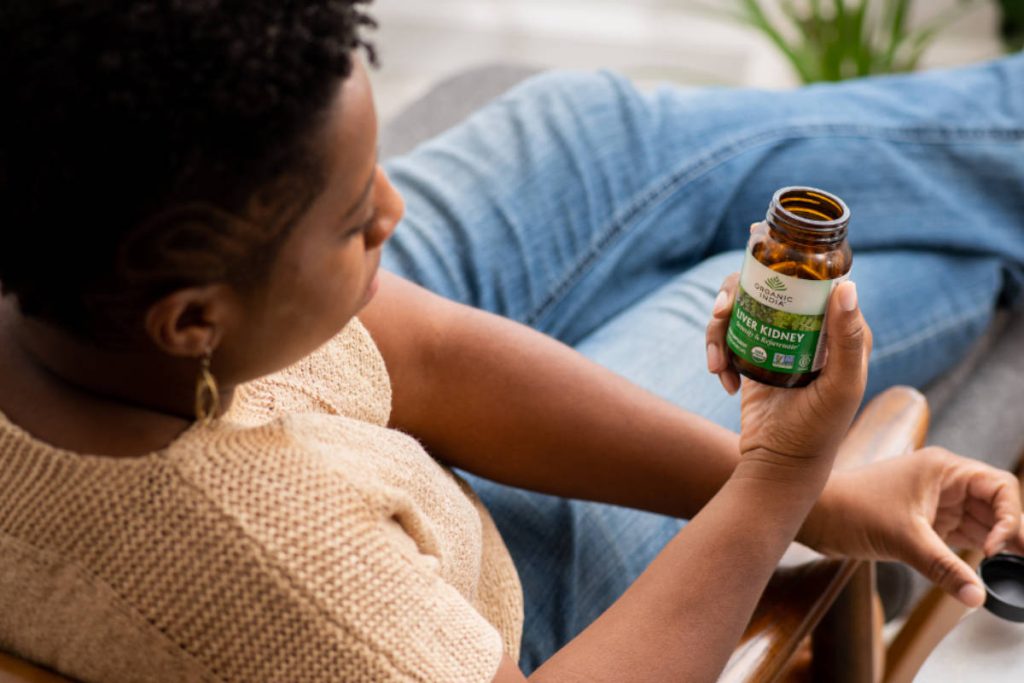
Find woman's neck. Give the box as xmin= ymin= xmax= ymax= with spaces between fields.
xmin=0 ymin=300 xmax=232 ymax=457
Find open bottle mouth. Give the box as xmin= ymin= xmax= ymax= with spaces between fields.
xmin=980 ymin=554 xmax=1024 ymax=622
xmin=767 ymin=186 xmax=850 ymax=245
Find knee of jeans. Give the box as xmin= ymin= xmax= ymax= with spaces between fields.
xmin=499 ymin=68 xmax=643 ymax=146
xmin=507 ymin=68 xmax=634 ymax=105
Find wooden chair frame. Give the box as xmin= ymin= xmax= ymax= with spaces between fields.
xmin=721 ymin=386 xmax=928 ymax=683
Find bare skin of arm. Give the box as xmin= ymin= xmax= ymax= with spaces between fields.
xmin=361 ymin=271 xmax=746 ymax=524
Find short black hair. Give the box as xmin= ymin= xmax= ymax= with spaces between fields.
xmin=0 ymin=0 xmax=376 ymax=343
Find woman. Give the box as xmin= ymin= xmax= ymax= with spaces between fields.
xmin=0 ymin=1 xmax=1022 ymax=681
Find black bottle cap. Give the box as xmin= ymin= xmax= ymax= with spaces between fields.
xmin=979 ymin=554 xmax=1024 ymax=622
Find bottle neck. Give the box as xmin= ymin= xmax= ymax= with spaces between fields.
xmin=766 ymin=187 xmax=849 ymax=247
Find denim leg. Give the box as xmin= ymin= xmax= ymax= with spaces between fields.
xmin=456 ymin=474 xmax=686 ymax=674
xmin=570 ymin=249 xmax=1004 ymax=420
xmin=383 ymin=54 xmax=1024 ymax=351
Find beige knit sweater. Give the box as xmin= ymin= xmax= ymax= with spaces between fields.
xmin=0 ymin=318 xmax=523 ymax=682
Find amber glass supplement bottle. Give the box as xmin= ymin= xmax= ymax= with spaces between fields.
xmin=726 ymin=186 xmax=852 ymax=388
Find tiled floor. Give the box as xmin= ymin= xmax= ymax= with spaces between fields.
xmin=368 ymin=0 xmax=1004 ymax=120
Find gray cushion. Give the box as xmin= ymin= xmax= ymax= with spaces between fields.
xmin=380 ymin=64 xmax=543 ymax=160
xmin=927 ymin=311 xmax=1024 ymax=471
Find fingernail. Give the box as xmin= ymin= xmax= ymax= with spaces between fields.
xmin=958 ymin=583 xmax=986 ymax=608
xmin=994 ymin=542 xmax=1007 ymax=556
xmin=707 ymin=343 xmax=722 ymax=372
xmin=838 ymin=281 xmax=858 ymax=312
xmin=721 ymin=373 xmax=739 ymax=396
xmin=713 ymin=290 xmax=731 ymax=317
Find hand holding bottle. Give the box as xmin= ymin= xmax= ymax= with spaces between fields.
xmin=711 ymin=269 xmax=1024 ymax=609
xmin=710 ymin=272 xmax=870 ymax=466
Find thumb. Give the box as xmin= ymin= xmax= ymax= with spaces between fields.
xmin=908 ymin=524 xmax=986 ymax=608
xmin=819 ymin=281 xmax=871 ymax=387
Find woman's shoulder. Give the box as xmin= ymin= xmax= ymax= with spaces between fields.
xmin=0 ymin=414 xmax=503 ymax=682
xmin=171 ymin=412 xmax=489 ymax=569
xmin=232 ymin=316 xmax=393 ymax=427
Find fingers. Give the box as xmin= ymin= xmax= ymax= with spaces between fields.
xmin=818 ymin=281 xmax=872 ymax=395
xmin=925 ymin=451 xmax=1024 ymax=557
xmin=720 ymin=372 xmax=740 ymax=395
xmin=909 ymin=524 xmax=987 ymax=608
xmin=945 ymin=513 xmax=994 ymax=550
xmin=706 ymin=272 xmax=740 ymax=394
xmin=970 ymin=469 xmax=1024 ymax=556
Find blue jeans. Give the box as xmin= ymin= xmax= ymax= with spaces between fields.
xmin=381 ymin=55 xmax=1024 ymax=673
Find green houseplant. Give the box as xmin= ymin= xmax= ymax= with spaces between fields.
xmin=999 ymin=0 xmax=1024 ymax=51
xmin=723 ymin=0 xmax=985 ymax=83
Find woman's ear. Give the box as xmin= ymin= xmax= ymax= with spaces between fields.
xmin=144 ymin=284 xmax=237 ymax=358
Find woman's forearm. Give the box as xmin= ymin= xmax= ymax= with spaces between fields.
xmin=364 ymin=274 xmax=742 ymax=520
xmin=529 ymin=455 xmax=832 ymax=683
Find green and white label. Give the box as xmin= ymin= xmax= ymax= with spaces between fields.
xmin=726 ymin=244 xmax=846 ymax=374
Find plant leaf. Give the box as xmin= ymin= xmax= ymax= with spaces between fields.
xmin=736 ymin=0 xmax=818 ymax=82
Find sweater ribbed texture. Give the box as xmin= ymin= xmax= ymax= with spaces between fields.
xmin=0 ymin=319 xmax=523 ymax=682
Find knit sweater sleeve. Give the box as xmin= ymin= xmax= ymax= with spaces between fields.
xmin=165 ymin=421 xmax=509 ymax=683
xmin=212 ymin=487 xmax=508 ymax=682
xmin=322 ymin=493 xmax=507 ymax=682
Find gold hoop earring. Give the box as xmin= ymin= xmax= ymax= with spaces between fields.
xmin=194 ymin=350 xmax=220 ymax=426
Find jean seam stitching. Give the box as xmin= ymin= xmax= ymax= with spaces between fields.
xmin=524 ymin=122 xmax=1024 ymax=327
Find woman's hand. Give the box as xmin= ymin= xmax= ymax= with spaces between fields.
xmin=706 ymin=270 xmax=871 ymax=464
xmin=806 ymin=449 xmax=1024 ymax=607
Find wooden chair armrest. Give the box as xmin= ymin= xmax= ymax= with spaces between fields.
xmin=0 ymin=651 xmax=73 ymax=683
xmin=720 ymin=386 xmax=930 ymax=683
